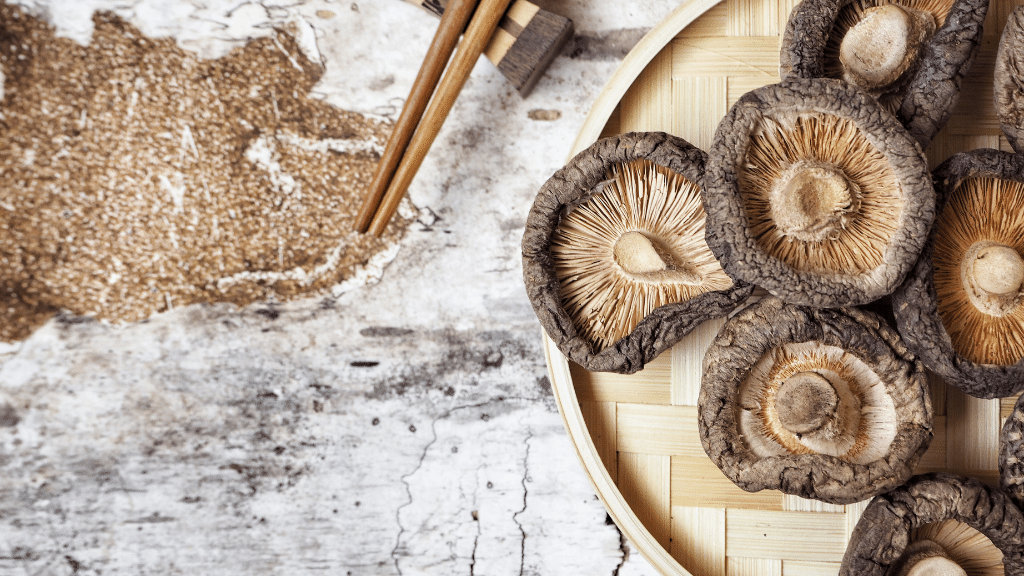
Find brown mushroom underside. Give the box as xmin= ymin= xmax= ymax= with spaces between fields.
xmin=893 ymin=149 xmax=1024 ymax=398
xmin=780 ymin=0 xmax=989 ymax=148
xmin=522 ymin=132 xmax=753 ymax=374
xmin=840 ymin=473 xmax=1024 ymax=576
xmin=704 ymin=77 xmax=934 ymax=308
xmin=699 ymin=296 xmax=932 ymax=504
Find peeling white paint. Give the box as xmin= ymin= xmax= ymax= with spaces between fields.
xmin=287 ymin=16 xmax=322 ymax=66
xmin=159 ymin=172 xmax=187 ymax=213
xmin=244 ymin=134 xmax=300 ymax=198
xmin=277 ymin=130 xmax=385 ymax=156
xmin=0 ymin=0 xmax=677 ymax=574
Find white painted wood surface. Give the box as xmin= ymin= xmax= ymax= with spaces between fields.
xmin=0 ymin=0 xmax=683 ymax=573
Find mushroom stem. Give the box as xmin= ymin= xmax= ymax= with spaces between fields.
xmin=839 ymin=4 xmax=936 ymax=93
xmin=770 ymin=162 xmax=860 ymax=242
xmin=774 ymin=371 xmax=839 ymax=435
xmin=614 ymin=231 xmax=668 ymax=275
xmin=961 ymin=240 xmax=1024 ymax=316
xmin=973 ymin=244 xmax=1024 ymax=295
xmin=894 ymin=540 xmax=967 ymax=576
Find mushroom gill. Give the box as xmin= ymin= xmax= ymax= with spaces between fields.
xmin=840 ymin=473 xmax=1024 ymax=576
xmin=699 ymin=296 xmax=931 ymax=504
xmin=738 ymin=113 xmax=904 ymax=277
xmin=900 ymin=521 xmax=1004 ymax=576
xmin=737 ymin=341 xmax=898 ymax=465
xmin=550 ymin=159 xmax=733 ymax=350
xmin=932 ymin=176 xmax=1024 ymax=366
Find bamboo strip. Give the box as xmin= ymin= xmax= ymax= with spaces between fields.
xmin=942 ymin=85 xmax=1000 ymax=136
xmin=776 ymin=0 xmax=799 ymax=28
xmin=671 ymin=455 xmax=784 ymax=511
xmin=618 ymin=404 xmax=703 ymax=457
xmin=670 ymin=317 xmax=725 ymax=406
xmin=926 ymin=135 xmax=1001 ymax=170
xmin=619 ymin=452 xmax=673 ymax=550
xmin=782 ymin=494 xmax=845 ymax=513
xmin=845 ymin=499 xmax=871 ymax=542
xmin=914 ymin=415 xmax=948 ymax=473
xmin=1002 ymin=135 xmax=1016 ymax=153
xmin=580 ymin=401 xmax=618 ymax=481
xmin=726 ymin=76 xmax=780 ymax=107
xmin=985 ymin=0 xmax=1020 ymax=40
xmin=600 ymin=107 xmax=622 ymax=141
xmin=728 ymin=557 xmax=782 ymax=576
xmin=782 ymin=561 xmax=842 ymax=576
xmin=947 ymin=387 xmax=1000 ymax=472
xmin=726 ymin=509 xmax=847 ymax=561
xmin=727 ymin=0 xmax=781 ymax=36
xmin=928 ymin=371 xmax=947 ymax=417
xmin=686 ymin=3 xmax=730 ymax=37
xmin=1002 ymin=393 xmax=1021 ymax=420
xmin=621 ymin=49 xmax=675 ymax=133
xmin=672 ymin=37 xmax=781 ymax=78
xmin=671 ymin=506 xmax=726 ymax=575
xmin=571 ymin=356 xmax=672 ymax=404
xmin=671 ymin=77 xmax=728 ymax=153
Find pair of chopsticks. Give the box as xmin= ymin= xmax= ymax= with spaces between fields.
xmin=355 ymin=0 xmax=513 ymax=236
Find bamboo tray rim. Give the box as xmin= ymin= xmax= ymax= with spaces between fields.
xmin=545 ymin=333 xmax=692 ymax=576
xmin=550 ymin=1 xmax=727 ymax=573
xmin=567 ymin=0 xmax=726 ymax=160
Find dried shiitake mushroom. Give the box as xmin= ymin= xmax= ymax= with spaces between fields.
xmin=698 ymin=296 xmax=932 ymax=504
xmin=780 ymin=0 xmax=989 ymax=147
xmin=1000 ymin=392 xmax=1024 ymax=511
xmin=704 ymin=77 xmax=934 ymax=308
xmin=996 ymin=7 xmax=1024 ymax=154
xmin=892 ymin=150 xmax=1024 ymax=398
xmin=522 ymin=132 xmax=753 ymax=374
xmin=840 ymin=473 xmax=1024 ymax=576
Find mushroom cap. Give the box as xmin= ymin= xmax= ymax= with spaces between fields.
xmin=522 ymin=132 xmax=754 ymax=374
xmin=704 ymin=77 xmax=934 ymax=308
xmin=995 ymin=6 xmax=1024 ymax=154
xmin=892 ymin=149 xmax=1024 ymax=399
xmin=780 ymin=0 xmax=989 ymax=148
xmin=840 ymin=472 xmax=1024 ymax=576
xmin=698 ymin=296 xmax=933 ymax=505
xmin=1000 ymin=392 xmax=1024 ymax=511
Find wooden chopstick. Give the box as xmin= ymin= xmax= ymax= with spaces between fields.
xmin=354 ymin=0 xmax=481 ymax=234
xmin=365 ymin=0 xmax=514 ymax=237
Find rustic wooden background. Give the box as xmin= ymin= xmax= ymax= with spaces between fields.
xmin=0 ymin=0 xmax=685 ymax=574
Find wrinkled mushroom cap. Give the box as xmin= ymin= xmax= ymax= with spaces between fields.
xmin=780 ymin=0 xmax=989 ymax=148
xmin=893 ymin=149 xmax=1024 ymax=399
xmin=999 ymin=392 xmax=1024 ymax=512
xmin=840 ymin=473 xmax=1024 ymax=576
xmin=522 ymin=132 xmax=754 ymax=374
xmin=704 ymin=78 xmax=934 ymax=308
xmin=996 ymin=6 xmax=1024 ymax=154
xmin=698 ymin=296 xmax=932 ymax=505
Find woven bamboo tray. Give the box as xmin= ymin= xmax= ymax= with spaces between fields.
xmin=545 ymin=0 xmax=1024 ymax=574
